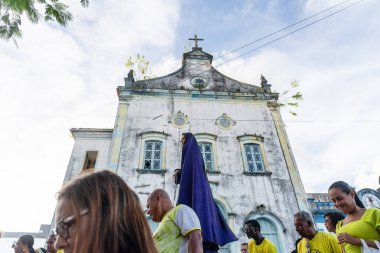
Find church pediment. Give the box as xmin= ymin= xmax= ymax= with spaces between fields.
xmin=122 ymin=46 xmax=272 ymax=95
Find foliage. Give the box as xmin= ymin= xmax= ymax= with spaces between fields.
xmin=0 ymin=0 xmax=88 ymax=47
xmin=278 ymin=80 xmax=303 ymax=116
xmin=125 ymin=54 xmax=155 ymax=81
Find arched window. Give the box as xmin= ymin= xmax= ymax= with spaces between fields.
xmin=138 ymin=131 xmax=168 ymax=173
xmin=215 ymin=200 xmax=232 ymax=253
xmin=245 ymin=212 xmax=285 ymax=253
xmin=194 ymin=133 xmax=219 ymax=173
xmin=198 ymin=142 xmax=214 ymax=171
xmin=256 ymin=218 xmax=282 ymax=252
xmin=237 ymin=135 xmax=269 ymax=174
xmin=144 ymin=140 xmax=162 ymax=170
xmin=243 ymin=143 xmax=265 ymax=172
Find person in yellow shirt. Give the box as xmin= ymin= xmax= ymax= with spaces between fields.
xmin=244 ymin=219 xmax=277 ymax=253
xmin=329 ymin=181 xmax=380 ymax=253
xmin=294 ymin=211 xmax=342 ymax=253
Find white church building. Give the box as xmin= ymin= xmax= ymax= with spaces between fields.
xmin=63 ymin=41 xmax=310 ymax=253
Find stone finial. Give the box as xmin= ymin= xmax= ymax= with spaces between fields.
xmin=260 ymin=74 xmax=271 ymax=92
xmin=261 ymin=75 xmax=267 ymax=84
xmin=124 ymin=69 xmax=135 ymax=87
xmin=128 ymin=69 xmax=134 ymax=81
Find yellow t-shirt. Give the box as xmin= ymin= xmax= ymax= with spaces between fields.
xmin=336 ymin=208 xmax=380 ymax=253
xmin=297 ymin=231 xmax=342 ymax=253
xmin=248 ymin=238 xmax=277 ymax=253
xmin=153 ymin=204 xmax=201 ymax=253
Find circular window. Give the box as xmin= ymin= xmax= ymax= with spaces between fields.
xmin=174 ymin=116 xmax=185 ymax=127
xmin=190 ymin=76 xmax=208 ymax=89
xmin=171 ymin=111 xmax=189 ymax=128
xmin=215 ymin=113 xmax=235 ymax=130
xmin=219 ymin=118 xmax=231 ymax=128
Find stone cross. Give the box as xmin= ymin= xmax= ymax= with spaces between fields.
xmin=189 ymin=34 xmax=204 ymax=48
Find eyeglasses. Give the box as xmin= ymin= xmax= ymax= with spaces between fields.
xmin=55 ymin=209 xmax=89 ymax=240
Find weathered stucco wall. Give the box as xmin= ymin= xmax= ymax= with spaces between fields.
xmin=114 ymin=95 xmax=302 ymax=252
xmin=65 ymin=130 xmax=112 ymax=181
xmin=63 ymin=47 xmax=309 ymax=253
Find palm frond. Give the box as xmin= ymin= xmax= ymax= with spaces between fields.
xmin=25 ymin=4 xmax=41 ymax=23
xmin=0 ymin=11 xmax=22 ymax=46
xmin=44 ymin=2 xmax=72 ymax=26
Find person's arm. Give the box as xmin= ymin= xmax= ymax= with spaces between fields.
xmin=185 ymin=229 xmax=203 ymax=253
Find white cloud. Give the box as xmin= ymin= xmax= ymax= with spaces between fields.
xmin=0 ymin=0 xmax=180 ymax=232
xmin=211 ymin=0 xmax=380 ymax=193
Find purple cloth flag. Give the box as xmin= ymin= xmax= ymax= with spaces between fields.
xmin=177 ymin=133 xmax=238 ymax=251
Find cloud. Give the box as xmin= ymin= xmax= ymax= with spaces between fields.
xmin=209 ymin=0 xmax=380 ymax=193
xmin=0 ymin=0 xmax=180 ymax=232
xmin=1 ymin=0 xmax=379 ymax=233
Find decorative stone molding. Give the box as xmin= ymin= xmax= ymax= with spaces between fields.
xmin=215 ymin=113 xmax=236 ymax=130
xmin=136 ymin=169 xmax=167 ymax=174
xmin=170 ymin=111 xmax=189 ymax=128
xmin=237 ymin=134 xmax=264 ymax=143
xmin=190 ymin=76 xmax=208 ymax=89
xmin=243 ymin=171 xmax=272 ymax=176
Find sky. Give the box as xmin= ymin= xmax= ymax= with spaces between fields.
xmin=1 ymin=0 xmax=379 ymax=238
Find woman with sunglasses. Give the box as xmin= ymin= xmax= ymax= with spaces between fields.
xmin=54 ymin=170 xmax=158 ymax=253
xmin=328 ymin=181 xmax=380 ymax=253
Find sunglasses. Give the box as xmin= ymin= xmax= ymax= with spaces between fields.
xmin=54 ymin=209 xmax=89 ymax=240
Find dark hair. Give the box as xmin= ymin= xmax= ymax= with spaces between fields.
xmin=328 ymin=181 xmax=365 ymax=208
xmin=324 ymin=212 xmax=345 ymax=227
xmin=241 ymin=243 xmax=248 ymax=246
xmin=19 ymin=234 xmax=34 ymax=253
xmin=244 ymin=219 xmax=261 ymax=230
xmin=57 ymin=170 xmax=158 ymax=253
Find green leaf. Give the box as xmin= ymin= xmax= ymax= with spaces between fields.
xmin=287 ymin=102 xmax=298 ymax=107
xmin=291 ymin=80 xmax=299 ymax=88
xmin=292 ymin=92 xmax=303 ymax=100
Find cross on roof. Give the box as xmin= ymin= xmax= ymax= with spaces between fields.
xmin=189 ymin=34 xmax=204 ymax=48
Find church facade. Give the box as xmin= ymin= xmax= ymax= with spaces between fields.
xmin=64 ymin=44 xmax=310 ymax=252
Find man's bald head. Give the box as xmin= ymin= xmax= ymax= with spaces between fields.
xmin=147 ymin=189 xmax=173 ymax=222
xmin=148 ymin=189 xmax=171 ymax=202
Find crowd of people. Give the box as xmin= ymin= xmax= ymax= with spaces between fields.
xmin=240 ymin=181 xmax=380 ymax=253
xmin=12 ymin=171 xmax=379 ymax=253
xmin=10 ymin=134 xmax=379 ymax=253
